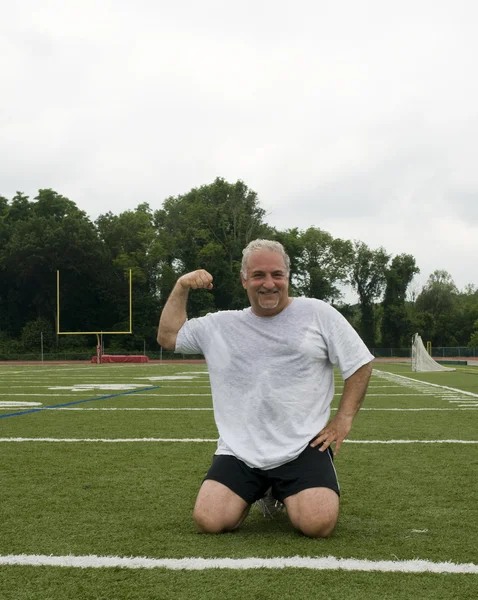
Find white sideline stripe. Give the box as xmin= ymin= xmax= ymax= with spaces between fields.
xmin=373 ymin=370 xmax=478 ymax=398
xmin=0 ymin=554 xmax=476 ymax=574
xmin=0 ymin=438 xmax=476 ymax=444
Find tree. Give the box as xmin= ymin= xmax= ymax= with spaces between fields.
xmin=294 ymin=228 xmax=353 ymax=302
xmin=350 ymin=242 xmax=390 ymax=347
xmin=381 ymin=254 xmax=419 ymax=347
xmin=468 ymin=319 xmax=478 ymax=347
xmin=414 ymin=270 xmax=459 ymax=345
xmin=95 ymin=203 xmax=164 ymax=347
xmin=0 ymin=190 xmax=109 ymax=337
xmin=154 ymin=178 xmax=272 ymax=315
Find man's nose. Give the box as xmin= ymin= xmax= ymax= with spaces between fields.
xmin=262 ymin=274 xmax=275 ymax=289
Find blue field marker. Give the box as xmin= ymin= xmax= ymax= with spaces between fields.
xmin=0 ymin=386 xmax=161 ymax=419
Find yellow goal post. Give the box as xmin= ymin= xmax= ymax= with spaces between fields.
xmin=56 ymin=269 xmax=133 ymax=362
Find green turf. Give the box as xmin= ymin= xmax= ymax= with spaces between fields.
xmin=0 ymin=361 xmax=477 ymax=599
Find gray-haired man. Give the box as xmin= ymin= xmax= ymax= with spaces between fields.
xmin=157 ymin=239 xmax=373 ymax=537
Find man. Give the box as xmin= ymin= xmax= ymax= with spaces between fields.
xmin=157 ymin=239 xmax=373 ymax=538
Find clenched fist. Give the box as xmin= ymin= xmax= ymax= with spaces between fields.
xmin=178 ymin=269 xmax=213 ymax=290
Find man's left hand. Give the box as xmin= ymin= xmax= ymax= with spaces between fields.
xmin=310 ymin=414 xmax=353 ymax=456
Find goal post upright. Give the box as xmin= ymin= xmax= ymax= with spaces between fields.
xmin=56 ymin=269 xmax=133 ymax=363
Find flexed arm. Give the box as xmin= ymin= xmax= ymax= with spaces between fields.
xmin=157 ymin=270 xmax=213 ymax=350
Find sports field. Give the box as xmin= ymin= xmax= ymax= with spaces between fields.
xmin=0 ymin=361 xmax=477 ymax=600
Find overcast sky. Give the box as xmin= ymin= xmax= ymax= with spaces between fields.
xmin=2 ymin=0 xmax=477 ymax=298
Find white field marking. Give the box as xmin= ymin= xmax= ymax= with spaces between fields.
xmin=2 ymin=407 xmax=472 ymax=413
xmin=0 ymin=393 xmax=210 ymax=398
xmin=44 ymin=407 xmax=213 ymax=411
xmin=336 ymin=385 xmax=404 ymax=388
xmin=0 ymin=401 xmax=43 ymax=407
xmin=448 ymin=400 xmax=478 ymax=403
xmin=0 ymin=394 xmax=79 ymax=397
xmin=176 ymin=371 xmax=209 ymax=375
xmin=48 ymin=384 xmax=154 ymax=392
xmin=0 ymin=554 xmax=476 ymax=574
xmin=0 ymin=366 xmax=103 ymax=375
xmin=334 ymin=393 xmax=435 ymax=397
xmin=0 ymin=438 xmax=476 ymax=444
xmin=0 ymin=438 xmax=218 ymax=443
xmin=136 ymin=376 xmax=198 ymax=381
xmin=128 ymin=394 xmax=211 ymax=397
xmin=411 ymin=529 xmax=429 ymax=533
xmin=373 ymin=370 xmax=478 ymax=399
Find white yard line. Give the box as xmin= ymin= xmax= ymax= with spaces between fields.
xmin=0 ymin=394 xmax=80 ymax=397
xmin=334 ymin=393 xmax=436 ymax=397
xmin=1 ymin=407 xmax=476 ymax=412
xmin=0 ymin=554 xmax=476 ymax=574
xmin=0 ymin=438 xmax=476 ymax=444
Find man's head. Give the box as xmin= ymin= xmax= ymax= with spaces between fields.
xmin=241 ymin=239 xmax=291 ymax=317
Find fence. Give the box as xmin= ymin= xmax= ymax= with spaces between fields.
xmin=1 ymin=346 xmax=477 ymax=362
xmin=370 ymin=347 xmax=477 ymax=359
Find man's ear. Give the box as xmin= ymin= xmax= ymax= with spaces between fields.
xmin=241 ymin=275 xmax=247 ymax=289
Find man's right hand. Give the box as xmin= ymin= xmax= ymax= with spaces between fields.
xmin=157 ymin=270 xmax=213 ymax=350
xmin=178 ymin=270 xmax=213 ymax=291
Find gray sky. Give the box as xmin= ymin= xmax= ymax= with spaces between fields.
xmin=2 ymin=0 xmax=477 ymax=297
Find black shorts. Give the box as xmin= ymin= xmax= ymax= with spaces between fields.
xmin=204 ymin=444 xmax=340 ymax=505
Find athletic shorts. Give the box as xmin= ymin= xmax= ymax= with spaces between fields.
xmin=203 ymin=444 xmax=340 ymax=505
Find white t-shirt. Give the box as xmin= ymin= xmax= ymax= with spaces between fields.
xmin=175 ymin=297 xmax=374 ymax=469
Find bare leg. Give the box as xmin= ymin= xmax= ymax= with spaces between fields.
xmin=193 ymin=480 xmax=250 ymax=533
xmin=284 ymin=487 xmax=339 ymax=538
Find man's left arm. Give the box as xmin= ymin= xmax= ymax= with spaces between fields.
xmin=310 ymin=361 xmax=373 ymax=455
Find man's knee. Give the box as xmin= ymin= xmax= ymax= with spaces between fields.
xmin=284 ymin=487 xmax=339 ymax=538
xmin=298 ymin=516 xmax=337 ymax=538
xmin=193 ymin=480 xmax=249 ymax=534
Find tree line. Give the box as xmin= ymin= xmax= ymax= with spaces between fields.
xmin=1 ymin=179 xmax=477 ymax=356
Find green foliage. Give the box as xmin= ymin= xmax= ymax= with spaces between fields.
xmin=20 ymin=317 xmax=55 ymax=350
xmin=0 ymin=189 xmax=110 ymax=337
xmin=154 ymin=178 xmax=271 ymax=314
xmin=468 ymin=319 xmax=478 ymax=347
xmin=292 ymin=227 xmax=353 ymax=302
xmin=350 ymin=242 xmax=390 ymax=347
xmin=381 ymin=254 xmax=420 ymax=346
xmin=412 ymin=271 xmax=478 ymax=346
xmin=1 ymin=181 xmax=477 ymax=350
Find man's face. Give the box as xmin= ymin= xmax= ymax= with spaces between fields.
xmin=241 ymin=250 xmax=290 ymax=317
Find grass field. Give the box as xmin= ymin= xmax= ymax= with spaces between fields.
xmin=0 ymin=361 xmax=477 ymax=600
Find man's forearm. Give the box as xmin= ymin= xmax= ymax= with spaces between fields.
xmin=157 ymin=283 xmax=189 ymax=350
xmin=337 ymin=362 xmax=373 ymax=419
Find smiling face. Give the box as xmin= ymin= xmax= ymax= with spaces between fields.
xmin=241 ymin=250 xmax=291 ymax=317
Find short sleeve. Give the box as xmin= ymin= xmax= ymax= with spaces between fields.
xmin=321 ymin=304 xmax=374 ymax=379
xmin=175 ymin=318 xmax=205 ymax=355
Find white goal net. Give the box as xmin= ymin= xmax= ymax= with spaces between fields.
xmin=411 ymin=334 xmax=455 ymax=372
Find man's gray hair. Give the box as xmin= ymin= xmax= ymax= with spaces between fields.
xmin=241 ymin=239 xmax=290 ymax=279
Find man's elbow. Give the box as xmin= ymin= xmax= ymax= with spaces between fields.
xmin=157 ymin=331 xmax=176 ymax=351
